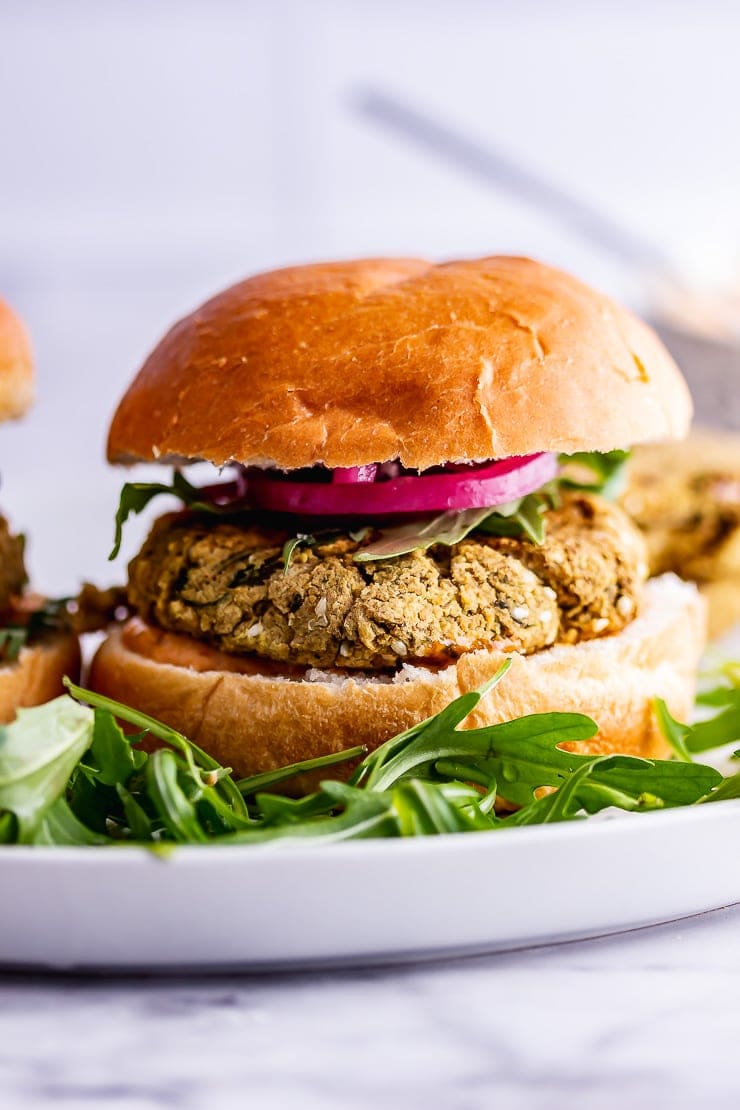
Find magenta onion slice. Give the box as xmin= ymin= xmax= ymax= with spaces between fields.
xmin=331 ymin=465 xmax=378 ymax=484
xmin=246 ymin=453 xmax=557 ymax=516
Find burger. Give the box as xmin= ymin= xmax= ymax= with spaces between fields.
xmin=0 ymin=298 xmax=80 ymax=717
xmin=623 ymin=428 xmax=740 ymax=639
xmin=91 ymin=256 xmax=704 ymax=786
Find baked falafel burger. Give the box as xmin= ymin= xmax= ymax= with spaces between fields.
xmin=0 ymin=298 xmax=80 ymax=717
xmin=91 ymin=256 xmax=704 ymax=781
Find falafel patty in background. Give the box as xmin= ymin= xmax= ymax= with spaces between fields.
xmin=623 ymin=429 xmax=740 ymax=638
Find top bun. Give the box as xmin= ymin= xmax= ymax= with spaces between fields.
xmin=0 ymin=298 xmax=34 ymax=422
xmin=107 ymin=256 xmax=692 ymax=471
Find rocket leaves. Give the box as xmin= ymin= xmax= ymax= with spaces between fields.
xmin=558 ymin=450 xmax=631 ymax=499
xmin=353 ymin=493 xmax=555 ymax=562
xmin=0 ymin=653 xmax=737 ymax=847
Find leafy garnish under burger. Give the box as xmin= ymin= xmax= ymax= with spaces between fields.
xmin=0 ymin=655 xmax=738 ymax=847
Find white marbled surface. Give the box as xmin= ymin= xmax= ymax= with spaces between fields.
xmin=2 ymin=905 xmax=740 ymax=1110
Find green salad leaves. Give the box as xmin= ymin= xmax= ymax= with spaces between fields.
xmin=354 ymin=492 xmax=555 ymax=562
xmin=558 ymin=450 xmax=631 ymax=499
xmin=0 ymin=656 xmax=739 ymax=849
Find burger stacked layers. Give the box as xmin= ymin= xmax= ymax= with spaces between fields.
xmin=92 ymin=256 xmax=705 ymax=788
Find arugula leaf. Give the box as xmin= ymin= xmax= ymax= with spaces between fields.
xmin=504 ymin=752 xmax=718 ymax=827
xmin=282 ymin=534 xmax=314 ymax=572
xmin=255 ymin=791 xmax=338 ymax=825
xmin=228 ymin=793 xmax=399 ymax=845
xmin=382 ymin=711 xmax=599 ymax=802
xmin=116 ymin=783 xmax=155 ymax=840
xmin=354 ymin=508 xmax=493 ymax=562
xmin=653 ymin=699 xmax=693 ymax=762
xmin=110 ymin=481 xmax=179 ymax=561
xmin=109 ymin=471 xmax=227 ymax=560
xmin=88 ymin=710 xmax=147 ymax=786
xmin=31 ymin=797 xmax=109 ymax=846
xmin=589 ymin=756 xmax=720 ymax=807
xmin=281 ymin=531 xmax=347 ymax=572
xmin=0 ymin=626 xmax=29 ymax=663
xmin=0 ymin=697 xmax=94 ymax=840
xmin=146 ymin=748 xmax=208 ymax=843
xmin=236 ymin=745 xmax=367 ymax=795
xmin=0 ymin=811 xmax=16 ymax=843
xmin=64 ymin=678 xmax=248 ymax=818
xmin=392 ymin=779 xmax=486 ymax=835
xmin=656 ymin=688 xmax=740 ymax=754
xmin=558 ymin=450 xmax=630 ymax=499
xmin=701 ymin=772 xmax=740 ymax=804
xmin=358 ymin=677 xmax=718 ymax=811
xmin=476 ymin=491 xmax=553 ymax=544
xmin=353 ymin=490 xmax=557 ymax=563
xmin=508 ymin=760 xmax=597 ymax=825
xmin=353 ymin=658 xmax=591 ymax=799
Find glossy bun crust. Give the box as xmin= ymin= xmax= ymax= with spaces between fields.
xmin=90 ymin=575 xmax=704 ymax=794
xmin=0 ymin=631 xmax=81 ymax=723
xmin=0 ymin=298 xmax=35 ymax=421
xmin=107 ymin=257 xmax=692 ymax=471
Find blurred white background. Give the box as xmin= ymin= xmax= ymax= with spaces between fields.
xmin=1 ymin=0 xmax=740 ymax=593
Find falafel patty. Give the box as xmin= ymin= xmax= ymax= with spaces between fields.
xmin=127 ymin=493 xmax=647 ymax=670
xmin=622 ymin=436 xmax=740 ymax=583
xmin=0 ymin=514 xmax=26 ymax=611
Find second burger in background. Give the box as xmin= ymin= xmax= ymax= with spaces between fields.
xmin=0 ymin=298 xmax=80 ymax=717
xmin=623 ymin=429 xmax=740 ymax=638
xmin=92 ymin=256 xmax=703 ymax=787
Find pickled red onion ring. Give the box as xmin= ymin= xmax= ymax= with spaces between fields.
xmin=331 ymin=466 xmax=378 ymax=484
xmin=246 ymin=453 xmax=557 ymax=516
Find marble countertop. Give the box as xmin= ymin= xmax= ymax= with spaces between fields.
xmin=2 ymin=905 xmax=740 ymax=1110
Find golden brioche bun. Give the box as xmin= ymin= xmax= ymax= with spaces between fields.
xmin=0 ymin=630 xmax=81 ymax=724
xmin=0 ymin=298 xmax=35 ymax=421
xmin=107 ymin=256 xmax=692 ymax=471
xmin=90 ymin=575 xmax=704 ymax=793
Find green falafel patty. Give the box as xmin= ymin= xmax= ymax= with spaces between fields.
xmin=127 ymin=493 xmax=647 ymax=670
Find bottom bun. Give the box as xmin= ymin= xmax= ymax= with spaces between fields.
xmin=0 ymin=630 xmax=81 ymax=724
xmin=89 ymin=574 xmax=706 ymax=793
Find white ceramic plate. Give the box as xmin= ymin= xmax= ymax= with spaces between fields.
xmin=2 ymin=801 xmax=739 ymax=971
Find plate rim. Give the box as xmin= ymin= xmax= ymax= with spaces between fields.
xmin=1 ymin=795 xmax=738 ymax=866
